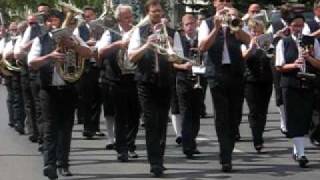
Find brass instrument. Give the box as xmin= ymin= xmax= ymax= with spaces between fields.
xmin=55 ymin=2 xmax=86 ymax=83
xmin=219 ymin=8 xmax=243 ymax=33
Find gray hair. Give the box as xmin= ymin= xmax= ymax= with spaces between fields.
xmin=114 ymin=4 xmax=133 ymax=20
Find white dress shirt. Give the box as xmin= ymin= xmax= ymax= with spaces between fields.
xmin=28 ymin=33 xmax=88 ymax=86
xmin=0 ymin=38 xmax=6 ymax=56
xmin=275 ymin=34 xmax=320 ymax=67
xmin=198 ymin=20 xmax=231 ymax=64
xmin=127 ymin=27 xmax=141 ymax=54
xmin=98 ymin=25 xmax=136 ymax=74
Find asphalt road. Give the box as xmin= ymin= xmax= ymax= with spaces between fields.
xmin=0 ymin=84 xmax=319 ymax=180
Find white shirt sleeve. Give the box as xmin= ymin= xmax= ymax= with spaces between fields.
xmin=302 ymin=23 xmax=311 ymax=35
xmin=0 ymin=38 xmax=5 ymax=55
xmin=97 ymin=30 xmax=112 ymax=52
xmin=3 ymin=41 xmax=13 ymax=58
xmin=13 ymin=35 xmax=23 ymax=54
xmin=27 ymin=37 xmax=41 ymax=66
xmin=173 ymin=32 xmax=184 ymax=57
xmin=20 ymin=26 xmax=32 ymax=47
xmin=267 ymin=25 xmax=273 ymax=34
xmin=128 ymin=28 xmax=141 ymax=54
xmin=275 ymin=39 xmax=285 ymax=67
xmin=241 ymin=44 xmax=248 ymax=53
xmin=73 ymin=27 xmax=80 ymax=38
xmin=198 ymin=20 xmax=209 ymax=46
xmin=314 ymin=39 xmax=320 ymax=60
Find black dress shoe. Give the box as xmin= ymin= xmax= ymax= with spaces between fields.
xmin=175 ymin=137 xmax=182 ymax=145
xmin=221 ymin=163 xmax=232 ymax=172
xmin=128 ymin=151 xmax=139 ymax=158
xmin=117 ymin=153 xmax=129 ymax=162
xmin=235 ymin=134 xmax=241 ymax=141
xmin=43 ymin=165 xmax=58 ymax=179
xmin=82 ymin=131 xmax=94 ymax=139
xmin=8 ymin=123 xmax=15 ymax=128
xmin=254 ymin=144 xmax=264 ymax=153
xmin=38 ymin=144 xmax=44 ymax=153
xmin=310 ymin=138 xmax=320 ymax=147
xmin=15 ymin=126 xmax=25 ymax=135
xmin=150 ymin=165 xmax=163 ymax=177
xmin=105 ymin=143 xmax=115 ymax=150
xmin=29 ymin=135 xmax=38 ymax=143
xmin=192 ymin=149 xmax=201 ymax=154
xmin=297 ymin=156 xmax=309 ymax=168
xmin=58 ymin=167 xmax=73 ymax=176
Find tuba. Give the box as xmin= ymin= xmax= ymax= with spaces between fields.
xmin=53 ymin=1 xmax=86 ymax=83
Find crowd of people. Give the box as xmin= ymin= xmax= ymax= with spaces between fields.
xmin=1 ymin=0 xmax=320 ymax=179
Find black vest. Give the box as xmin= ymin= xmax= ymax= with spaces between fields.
xmin=78 ymin=24 xmax=90 ymax=42
xmin=135 ymin=24 xmax=174 ymax=87
xmin=101 ymin=26 xmax=123 ymax=83
xmin=176 ymin=32 xmax=198 ymax=82
xmin=30 ymin=23 xmax=43 ymax=40
xmin=244 ymin=48 xmax=273 ymax=83
xmin=205 ymin=18 xmax=244 ymax=80
xmin=38 ymin=33 xmax=57 ymax=88
xmin=280 ymin=36 xmax=317 ymax=88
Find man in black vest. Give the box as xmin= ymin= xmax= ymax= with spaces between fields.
xmin=306 ymin=0 xmax=320 ymax=146
xmin=128 ymin=0 xmax=174 ymax=177
xmin=28 ymin=9 xmax=91 ymax=180
xmin=3 ymin=21 xmax=26 ymax=135
xmin=15 ymin=15 xmax=46 ymax=143
xmin=198 ymin=0 xmax=250 ymax=172
xmin=73 ymin=6 xmax=104 ymax=139
xmin=1 ymin=25 xmax=16 ymax=128
xmin=98 ymin=4 xmax=141 ymax=162
xmin=173 ymin=14 xmax=202 ymax=159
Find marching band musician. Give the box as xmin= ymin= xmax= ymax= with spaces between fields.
xmin=241 ymin=18 xmax=273 ymax=153
xmin=128 ymin=0 xmax=175 ymax=177
xmin=73 ymin=6 xmax=105 ymax=139
xmin=198 ymin=0 xmax=250 ymax=172
xmin=306 ymin=0 xmax=320 ymax=146
xmin=3 ymin=21 xmax=26 ymax=135
xmin=28 ymin=9 xmax=91 ymax=179
xmin=0 ymin=25 xmax=16 ymax=128
xmin=15 ymin=15 xmax=44 ymax=144
xmin=275 ymin=14 xmax=320 ymax=168
xmin=97 ymin=4 xmax=140 ymax=162
xmin=173 ymin=14 xmax=202 ymax=159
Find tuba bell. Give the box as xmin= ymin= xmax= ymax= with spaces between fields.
xmin=53 ymin=1 xmax=86 ymax=83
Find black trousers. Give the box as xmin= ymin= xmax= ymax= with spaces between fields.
xmin=111 ymin=76 xmax=140 ymax=154
xmin=310 ymin=89 xmax=320 ymax=141
xmin=137 ymin=83 xmax=171 ymax=167
xmin=77 ymin=64 xmax=102 ymax=132
xmin=11 ymin=72 xmax=25 ymax=129
xmin=30 ymin=76 xmax=42 ymax=142
xmin=4 ymin=76 xmax=14 ymax=126
xmin=177 ymin=79 xmax=202 ymax=154
xmin=40 ymin=86 xmax=76 ymax=168
xmin=282 ymin=87 xmax=313 ymax=138
xmin=244 ymin=82 xmax=272 ymax=146
xmin=209 ymin=71 xmax=244 ymax=164
xmin=200 ymin=77 xmax=208 ymax=115
xmin=21 ymin=67 xmax=37 ymax=137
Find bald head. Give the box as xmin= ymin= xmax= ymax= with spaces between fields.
xmin=248 ymin=4 xmax=261 ymax=16
xmin=182 ymin=14 xmax=197 ymax=37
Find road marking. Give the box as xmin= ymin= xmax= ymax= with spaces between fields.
xmin=196 ymin=137 xmax=244 ymax=153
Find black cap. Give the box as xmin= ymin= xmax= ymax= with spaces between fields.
xmin=287 ymin=14 xmax=305 ymax=24
xmin=48 ymin=9 xmax=64 ymax=22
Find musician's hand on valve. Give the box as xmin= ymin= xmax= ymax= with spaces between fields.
xmin=117 ymin=39 xmax=129 ymax=49
xmin=213 ymin=15 xmax=222 ymax=30
xmin=302 ymin=50 xmax=313 ymax=61
xmin=294 ymin=58 xmax=304 ymax=69
xmin=249 ymin=37 xmax=258 ymax=50
xmin=146 ymin=34 xmax=158 ymax=48
xmin=182 ymin=62 xmax=193 ymax=71
xmin=61 ymin=37 xmax=77 ymax=49
xmin=49 ymin=50 xmax=65 ymax=63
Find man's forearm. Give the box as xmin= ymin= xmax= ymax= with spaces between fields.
xmin=199 ymin=27 xmax=219 ymax=52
